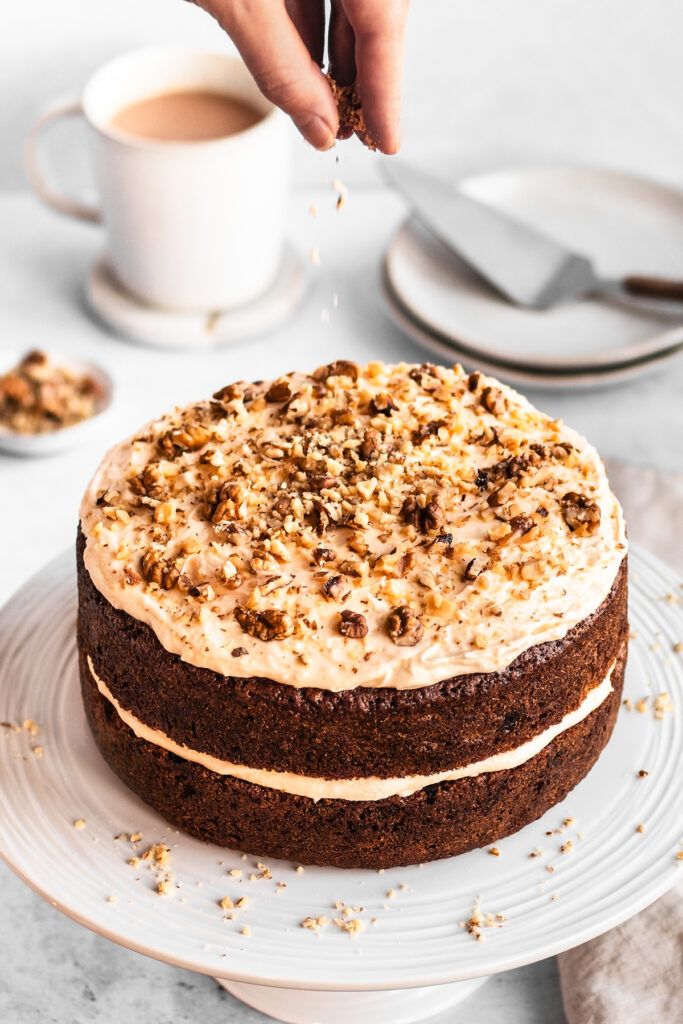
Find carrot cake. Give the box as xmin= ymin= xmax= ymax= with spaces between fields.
xmin=77 ymin=361 xmax=628 ymax=868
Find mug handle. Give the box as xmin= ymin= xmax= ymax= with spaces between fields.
xmin=25 ymin=98 xmax=102 ymax=224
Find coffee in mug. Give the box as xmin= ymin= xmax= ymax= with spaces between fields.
xmin=110 ymin=90 xmax=262 ymax=142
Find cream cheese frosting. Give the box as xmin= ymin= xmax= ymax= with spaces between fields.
xmin=88 ymin=654 xmax=616 ymax=801
xmin=80 ymin=361 xmax=626 ymax=691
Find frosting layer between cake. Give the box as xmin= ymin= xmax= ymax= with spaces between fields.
xmin=87 ymin=653 xmax=616 ymax=801
xmin=80 ymin=361 xmax=626 ymax=691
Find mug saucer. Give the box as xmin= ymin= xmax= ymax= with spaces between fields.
xmin=84 ymin=246 xmax=309 ymax=350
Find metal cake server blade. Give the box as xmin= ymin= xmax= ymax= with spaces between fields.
xmin=382 ymin=161 xmax=683 ymax=319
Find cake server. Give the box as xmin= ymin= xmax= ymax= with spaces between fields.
xmin=382 ymin=161 xmax=683 ymax=319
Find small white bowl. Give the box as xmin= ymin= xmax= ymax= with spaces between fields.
xmin=0 ymin=349 xmax=114 ymax=458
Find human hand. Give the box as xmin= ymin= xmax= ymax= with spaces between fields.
xmin=195 ymin=0 xmax=409 ymax=153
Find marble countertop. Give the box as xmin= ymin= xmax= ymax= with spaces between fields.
xmin=2 ymin=186 xmax=682 ymax=1024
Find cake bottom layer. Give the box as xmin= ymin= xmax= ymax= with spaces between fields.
xmin=80 ymin=646 xmax=626 ymax=869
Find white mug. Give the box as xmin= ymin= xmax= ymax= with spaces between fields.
xmin=26 ymin=47 xmax=292 ymax=312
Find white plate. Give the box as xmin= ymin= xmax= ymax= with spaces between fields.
xmin=386 ymin=165 xmax=683 ymax=371
xmin=85 ymin=246 xmax=309 ymax=351
xmin=0 ymin=549 xmax=681 ymax=1000
xmin=382 ymin=271 xmax=683 ymax=392
xmin=0 ymin=349 xmax=114 ymax=457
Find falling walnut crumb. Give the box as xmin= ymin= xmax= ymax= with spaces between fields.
xmin=106 ymin=895 xmax=118 ymax=904
xmin=31 ymin=745 xmax=43 ymax=758
xmin=295 ymin=865 xmax=304 ymax=874
xmin=636 ymin=824 xmax=645 ymax=834
xmin=638 ymin=769 xmax=649 ymax=778
xmin=73 ymin=819 xmax=86 ymax=830
xmin=241 ymin=926 xmax=251 ymax=937
xmin=676 ymin=851 xmax=683 ymax=862
xmin=529 ymin=848 xmax=543 ymax=858
xmin=488 ymin=847 xmax=501 ymax=857
xmin=386 ymin=888 xmax=397 ymax=899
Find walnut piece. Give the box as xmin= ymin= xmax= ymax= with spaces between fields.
xmin=463 ymin=557 xmax=488 ymax=581
xmin=386 ymin=606 xmax=424 ymax=647
xmin=265 ymin=379 xmax=292 ymax=403
xmin=313 ymin=360 xmax=359 ymax=382
xmin=360 ymin=428 xmax=381 ymax=461
xmin=400 ymin=494 xmax=443 ymax=533
xmin=561 ymin=492 xmax=601 ymax=535
xmin=159 ymin=424 xmax=211 ymax=457
xmin=235 ymin=606 xmax=294 ymax=641
xmin=338 ymin=610 xmax=368 ymax=639
xmin=321 ymin=574 xmax=345 ymax=600
xmin=312 ymin=547 xmax=336 ymax=566
xmin=140 ymin=550 xmax=179 ymax=590
xmin=480 ymin=386 xmax=507 ymax=416
xmin=369 ymin=392 xmax=397 ymax=416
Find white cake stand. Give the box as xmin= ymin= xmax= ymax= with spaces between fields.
xmin=1 ymin=547 xmax=682 ymax=1024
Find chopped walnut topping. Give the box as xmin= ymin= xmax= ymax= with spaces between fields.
xmin=480 ymin=386 xmax=507 ymax=416
xmin=313 ymin=360 xmax=359 ymax=382
xmin=369 ymin=392 xmax=397 ymax=416
xmin=235 ymin=606 xmax=294 ymax=641
xmin=338 ymin=610 xmax=368 ymax=639
xmin=359 ymin=427 xmax=381 ymax=461
xmin=82 ymin=361 xmax=624 ymax=685
xmin=140 ymin=550 xmax=179 ymax=590
xmin=159 ymin=423 xmax=211 ymax=457
xmin=321 ymin=574 xmax=345 ymax=600
xmin=463 ymin=557 xmax=488 ymax=582
xmin=400 ymin=493 xmax=443 ymax=534
xmin=561 ymin=492 xmax=601 ymax=536
xmin=312 ymin=546 xmax=336 ymax=566
xmin=265 ymin=379 xmax=293 ymax=403
xmin=386 ymin=606 xmax=424 ymax=647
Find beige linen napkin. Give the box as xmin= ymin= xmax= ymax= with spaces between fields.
xmin=558 ymin=461 xmax=683 ymax=1024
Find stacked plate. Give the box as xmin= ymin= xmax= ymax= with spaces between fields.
xmin=383 ymin=166 xmax=683 ymax=390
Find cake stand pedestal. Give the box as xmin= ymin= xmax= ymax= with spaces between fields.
xmin=216 ymin=977 xmax=488 ymax=1023
xmin=0 ymin=548 xmax=682 ymax=1024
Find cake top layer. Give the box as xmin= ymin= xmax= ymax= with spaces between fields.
xmin=80 ymin=361 xmax=626 ymax=691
